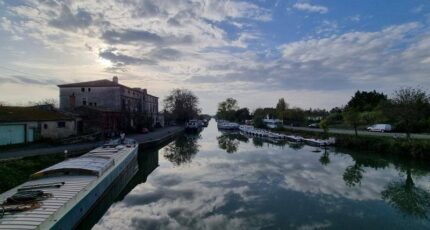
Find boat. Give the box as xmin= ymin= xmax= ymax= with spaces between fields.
xmin=239 ymin=125 xmax=287 ymax=140
xmin=304 ymin=137 xmax=336 ymax=147
xmin=185 ymin=120 xmax=202 ymax=132
xmin=217 ymin=121 xmax=239 ymax=130
xmin=0 ymin=138 xmax=139 ymax=230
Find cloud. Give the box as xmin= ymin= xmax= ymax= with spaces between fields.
xmin=0 ymin=75 xmax=65 ymax=85
xmin=99 ymin=48 xmax=156 ymax=66
xmin=48 ymin=5 xmax=93 ymax=31
xmin=293 ymin=2 xmax=329 ymax=14
xmin=101 ymin=29 xmax=163 ymax=44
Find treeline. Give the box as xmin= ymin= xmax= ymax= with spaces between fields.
xmin=216 ymin=87 xmax=430 ymax=136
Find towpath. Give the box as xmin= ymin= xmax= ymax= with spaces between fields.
xmin=283 ymin=126 xmax=430 ymax=140
xmin=0 ymin=126 xmax=183 ymax=160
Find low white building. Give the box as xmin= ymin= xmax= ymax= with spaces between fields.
xmin=0 ymin=106 xmax=79 ymax=146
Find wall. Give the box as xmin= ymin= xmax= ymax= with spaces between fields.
xmin=40 ymin=120 xmax=77 ymax=139
xmin=0 ymin=122 xmax=38 ymax=146
xmin=60 ymin=87 xmax=121 ymax=111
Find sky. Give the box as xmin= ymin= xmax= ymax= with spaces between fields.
xmin=0 ymin=0 xmax=429 ymax=114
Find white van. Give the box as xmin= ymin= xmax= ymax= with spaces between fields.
xmin=367 ymin=124 xmax=392 ymax=132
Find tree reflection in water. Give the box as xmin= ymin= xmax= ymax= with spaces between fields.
xmin=319 ymin=149 xmax=330 ymax=166
xmin=217 ymin=132 xmax=248 ymax=153
xmin=342 ymin=153 xmax=389 ymax=187
xmin=341 ymin=151 xmax=430 ymax=219
xmin=381 ymin=166 xmax=430 ymax=219
xmin=163 ymin=134 xmax=201 ymax=165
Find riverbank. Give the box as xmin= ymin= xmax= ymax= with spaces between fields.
xmin=279 ymin=127 xmax=430 ymax=160
xmin=0 ymin=126 xmax=184 ymax=160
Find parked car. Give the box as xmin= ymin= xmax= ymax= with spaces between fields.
xmin=308 ymin=123 xmax=319 ymax=128
xmin=367 ymin=124 xmax=392 ymax=132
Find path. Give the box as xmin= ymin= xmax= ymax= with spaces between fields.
xmin=0 ymin=126 xmax=183 ymax=160
xmin=283 ymin=126 xmax=430 ymax=140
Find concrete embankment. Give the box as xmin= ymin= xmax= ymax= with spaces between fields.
xmin=0 ymin=126 xmax=184 ymax=160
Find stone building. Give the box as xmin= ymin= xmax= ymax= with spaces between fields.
xmin=58 ymin=76 xmax=160 ymax=132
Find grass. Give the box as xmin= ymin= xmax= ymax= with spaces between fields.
xmin=277 ymin=127 xmax=430 ymax=160
xmin=0 ymin=154 xmax=65 ymax=193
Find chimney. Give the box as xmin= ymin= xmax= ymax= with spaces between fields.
xmin=113 ymin=76 xmax=119 ymax=84
xmin=142 ymin=89 xmax=147 ymax=94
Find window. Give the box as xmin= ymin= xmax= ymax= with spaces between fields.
xmin=89 ymin=102 xmax=93 ymax=106
xmin=88 ymin=88 xmax=91 ymax=92
xmin=43 ymin=124 xmax=48 ymax=129
xmin=94 ymin=103 xmax=97 ymax=107
xmin=83 ymin=98 xmax=87 ymax=105
xmin=58 ymin=121 xmax=66 ymax=128
xmin=81 ymin=87 xmax=85 ymax=92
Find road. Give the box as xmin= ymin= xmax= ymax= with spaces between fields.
xmin=283 ymin=126 xmax=430 ymax=140
xmin=0 ymin=126 xmax=183 ymax=160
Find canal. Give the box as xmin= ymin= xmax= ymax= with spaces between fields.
xmin=89 ymin=120 xmax=430 ymax=229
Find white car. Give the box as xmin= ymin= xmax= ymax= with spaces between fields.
xmin=367 ymin=124 xmax=392 ymax=132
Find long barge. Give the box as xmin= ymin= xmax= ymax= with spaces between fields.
xmin=0 ymin=138 xmax=139 ymax=230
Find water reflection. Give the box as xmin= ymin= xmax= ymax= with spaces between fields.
xmin=79 ymin=147 xmax=159 ymax=229
xmin=217 ymin=131 xmax=248 ymax=153
xmin=319 ymin=149 xmax=331 ymax=166
xmin=382 ymin=165 xmax=430 ymax=219
xmin=163 ymin=134 xmax=201 ymax=165
xmin=93 ymin=124 xmax=430 ymax=229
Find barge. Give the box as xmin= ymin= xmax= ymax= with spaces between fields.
xmin=0 ymin=138 xmax=139 ymax=230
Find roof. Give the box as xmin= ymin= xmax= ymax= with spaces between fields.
xmin=0 ymin=106 xmax=74 ymax=122
xmin=57 ymin=79 xmax=119 ymax=88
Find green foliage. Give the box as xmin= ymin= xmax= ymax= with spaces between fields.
xmin=319 ymin=119 xmax=329 ymax=136
xmin=388 ymin=87 xmax=430 ymax=138
xmin=0 ymin=154 xmax=64 ymax=193
xmin=346 ymin=90 xmax=388 ymax=112
xmin=343 ymin=108 xmax=363 ymax=136
xmin=253 ymin=109 xmax=266 ymax=128
xmin=276 ymin=98 xmax=288 ymax=120
xmin=217 ymin=98 xmax=240 ymax=121
xmin=284 ymin=107 xmax=305 ymax=126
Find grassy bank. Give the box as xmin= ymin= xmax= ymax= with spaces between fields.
xmin=277 ymin=128 xmax=430 ymax=159
xmin=0 ymin=154 xmax=65 ymax=193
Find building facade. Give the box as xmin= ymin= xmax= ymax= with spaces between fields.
xmin=0 ymin=106 xmax=78 ymax=146
xmin=58 ymin=76 xmax=160 ymax=132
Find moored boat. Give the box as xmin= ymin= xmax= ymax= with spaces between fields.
xmin=0 ymin=138 xmax=139 ymax=230
xmin=217 ymin=121 xmax=239 ymax=130
xmin=186 ymin=120 xmax=202 ymax=133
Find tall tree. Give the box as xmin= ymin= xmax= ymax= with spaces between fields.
xmin=163 ymin=89 xmax=200 ymax=123
xmin=275 ymin=98 xmax=288 ymax=120
xmin=389 ymin=87 xmax=430 ymax=139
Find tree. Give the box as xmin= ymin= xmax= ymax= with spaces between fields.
xmin=217 ymin=98 xmax=239 ymax=121
xmin=253 ymin=108 xmax=266 ymax=128
xmin=343 ymin=108 xmax=362 ymax=136
xmin=28 ymin=98 xmax=58 ymax=108
xmin=235 ymin=108 xmax=251 ymax=123
xmin=163 ymin=89 xmax=200 ymax=124
xmin=346 ymin=90 xmax=388 ymax=112
xmin=389 ymin=87 xmax=430 ymax=139
xmin=319 ymin=119 xmax=329 ymax=137
xmin=276 ymin=98 xmax=288 ymax=120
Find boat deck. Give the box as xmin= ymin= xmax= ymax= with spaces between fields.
xmin=0 ymin=141 xmax=137 ymax=229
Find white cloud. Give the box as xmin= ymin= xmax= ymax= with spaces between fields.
xmin=293 ymin=2 xmax=329 ymax=14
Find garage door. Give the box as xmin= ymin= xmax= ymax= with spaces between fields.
xmin=0 ymin=124 xmax=26 ymax=146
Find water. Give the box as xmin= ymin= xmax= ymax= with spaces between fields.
xmin=91 ymin=121 xmax=430 ymax=229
